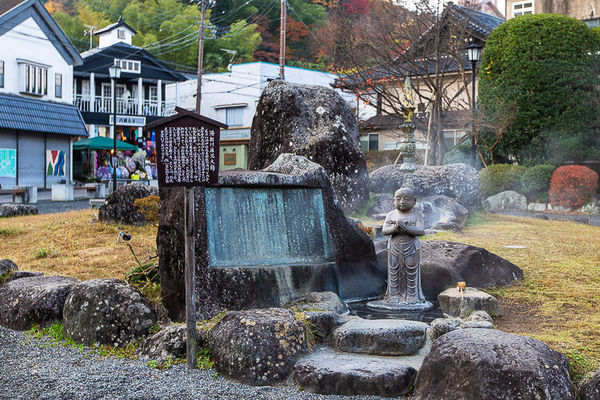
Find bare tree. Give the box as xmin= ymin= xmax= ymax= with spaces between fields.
xmin=322 ymin=0 xmax=489 ymax=165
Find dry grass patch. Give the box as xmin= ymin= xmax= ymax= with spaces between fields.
xmin=426 ymin=213 xmax=600 ymax=380
xmin=0 ymin=209 xmax=157 ymax=281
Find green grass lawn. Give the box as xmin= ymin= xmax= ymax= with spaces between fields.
xmin=424 ymin=212 xmax=600 ymax=381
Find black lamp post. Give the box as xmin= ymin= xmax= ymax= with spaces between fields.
xmin=109 ymin=64 xmax=121 ymax=193
xmin=467 ymin=42 xmax=482 ymax=165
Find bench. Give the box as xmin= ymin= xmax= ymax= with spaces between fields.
xmin=80 ymin=183 xmax=106 ymax=199
xmin=0 ymin=186 xmax=37 ymax=203
xmin=89 ymin=198 xmax=105 ymax=209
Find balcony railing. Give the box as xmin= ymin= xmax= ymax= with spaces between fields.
xmin=74 ymin=94 xmax=176 ymax=117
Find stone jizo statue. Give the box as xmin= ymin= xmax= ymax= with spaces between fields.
xmin=368 ymin=188 xmax=432 ymax=311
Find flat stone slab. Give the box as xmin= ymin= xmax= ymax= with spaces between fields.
xmin=295 ymin=346 xmax=422 ymax=397
xmin=333 ymin=317 xmax=428 ymax=356
xmin=438 ymin=287 xmax=500 ymax=318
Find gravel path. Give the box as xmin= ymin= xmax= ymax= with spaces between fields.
xmin=0 ymin=327 xmax=397 ymax=400
xmin=34 ymin=200 xmax=93 ymax=215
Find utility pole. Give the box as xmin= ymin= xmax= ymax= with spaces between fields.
xmin=186 ymin=0 xmax=207 ymax=371
xmin=279 ymin=0 xmax=286 ymax=79
xmin=195 ymin=0 xmax=206 ymax=113
xmin=84 ymin=25 xmax=96 ymax=50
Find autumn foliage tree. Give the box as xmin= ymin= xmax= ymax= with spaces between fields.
xmin=319 ymin=0 xmax=477 ymax=165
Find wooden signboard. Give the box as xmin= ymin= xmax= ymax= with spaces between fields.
xmin=153 ymin=116 xmax=221 ymax=187
xmin=145 ymin=108 xmax=227 ymax=369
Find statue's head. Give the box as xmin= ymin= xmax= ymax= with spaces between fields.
xmin=394 ymin=188 xmax=416 ymax=212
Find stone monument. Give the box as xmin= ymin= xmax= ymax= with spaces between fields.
xmin=368 ymin=188 xmax=432 ymax=311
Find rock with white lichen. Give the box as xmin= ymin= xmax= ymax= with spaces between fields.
xmin=0 ymin=275 xmax=78 ymax=330
xmin=208 ymin=308 xmax=306 ymax=385
xmin=63 ymin=279 xmax=156 ymax=346
xmin=248 ymin=80 xmax=369 ymax=213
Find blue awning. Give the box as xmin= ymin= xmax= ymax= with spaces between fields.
xmin=0 ymin=94 xmax=88 ymax=137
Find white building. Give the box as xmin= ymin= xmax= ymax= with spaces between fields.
xmin=166 ymin=62 xmax=372 ymax=170
xmin=0 ymin=0 xmax=87 ymax=189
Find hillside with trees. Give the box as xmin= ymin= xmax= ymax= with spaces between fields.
xmin=43 ymin=0 xmax=328 ymax=72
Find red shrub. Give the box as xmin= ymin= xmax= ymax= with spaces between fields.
xmin=549 ymin=165 xmax=599 ymax=208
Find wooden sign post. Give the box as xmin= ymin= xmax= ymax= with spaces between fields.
xmin=145 ymin=108 xmax=226 ymax=369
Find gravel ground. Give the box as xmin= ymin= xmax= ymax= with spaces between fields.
xmin=0 ymin=327 xmax=397 ymax=400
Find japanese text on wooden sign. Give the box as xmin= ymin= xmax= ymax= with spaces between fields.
xmin=157 ymin=124 xmax=219 ymax=187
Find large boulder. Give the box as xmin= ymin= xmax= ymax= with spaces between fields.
xmin=208 ymin=308 xmax=306 ymax=385
xmin=98 ymin=184 xmax=158 ymax=226
xmin=419 ymin=195 xmax=469 ymax=232
xmin=413 ymin=329 xmax=575 ymax=399
xmin=158 ymin=154 xmax=384 ymax=321
xmin=333 ymin=318 xmax=428 ymax=356
xmin=2 ymin=271 xmax=43 ymax=284
xmin=438 ymin=287 xmax=500 ymax=317
xmin=366 ymin=194 xmax=394 ymax=219
xmin=429 ymin=317 xmax=463 ymax=340
xmin=419 ymin=241 xmax=523 ymax=300
xmin=369 ymin=194 xmax=468 ymax=232
xmin=295 ymin=353 xmax=416 ymax=397
xmin=0 ymin=259 xmax=18 ymax=277
xmin=370 ymin=163 xmax=480 ymax=210
xmin=63 ymin=279 xmax=156 ymax=346
xmin=0 ymin=204 xmax=38 ymax=218
xmin=248 ymin=80 xmax=369 ymax=213
xmin=136 ymin=324 xmax=186 ymax=363
xmin=295 ymin=291 xmax=348 ymax=314
xmin=483 ymin=190 xmax=528 ymax=211
xmin=580 ymin=370 xmax=600 ymax=400
xmin=0 ymin=275 xmax=78 ymax=330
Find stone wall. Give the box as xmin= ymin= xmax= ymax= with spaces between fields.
xmin=158 ymin=156 xmax=384 ymax=321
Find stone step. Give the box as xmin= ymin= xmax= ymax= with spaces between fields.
xmin=294 ymin=342 xmax=430 ymax=397
xmin=333 ymin=317 xmax=429 ymax=356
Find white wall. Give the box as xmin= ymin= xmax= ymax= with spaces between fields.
xmin=165 ymin=62 xmax=373 ymax=127
xmin=97 ymin=27 xmax=134 ymax=48
xmin=0 ymin=17 xmax=73 ymax=104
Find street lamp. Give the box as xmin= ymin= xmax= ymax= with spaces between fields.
xmin=109 ymin=64 xmax=121 ymax=193
xmin=467 ymin=42 xmax=482 ymax=165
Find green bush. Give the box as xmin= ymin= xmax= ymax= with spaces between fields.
xmin=479 ymin=14 xmax=600 ymax=162
xmin=548 ymin=136 xmax=600 ymax=166
xmin=479 ymin=164 xmax=528 ymax=199
xmin=520 ymin=164 xmax=555 ymax=202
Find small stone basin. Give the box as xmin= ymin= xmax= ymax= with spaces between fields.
xmin=348 ymin=300 xmax=444 ymax=323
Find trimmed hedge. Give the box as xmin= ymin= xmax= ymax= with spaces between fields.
xmin=520 ymin=164 xmax=555 ymax=202
xmin=549 ymin=165 xmax=599 ymax=208
xmin=479 ymin=164 xmax=527 ymax=199
xmin=479 ymin=14 xmax=600 ymax=162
